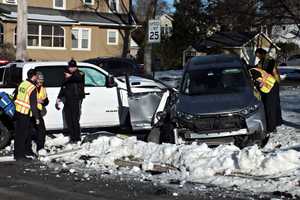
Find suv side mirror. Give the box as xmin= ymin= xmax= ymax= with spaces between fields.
xmin=106 ymin=76 xmax=117 ymax=88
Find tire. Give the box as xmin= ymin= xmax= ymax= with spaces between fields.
xmin=0 ymin=121 xmax=11 ymax=150
xmin=147 ymin=127 xmax=161 ymax=144
xmin=160 ymin=123 xmax=175 ymax=144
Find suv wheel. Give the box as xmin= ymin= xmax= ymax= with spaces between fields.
xmin=147 ymin=122 xmax=176 ymax=144
xmin=0 ymin=121 xmax=10 ymax=149
xmin=147 ymin=127 xmax=161 ymax=144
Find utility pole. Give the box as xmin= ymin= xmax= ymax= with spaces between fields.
xmin=144 ymin=0 xmax=158 ymax=75
xmin=16 ymin=0 xmax=28 ymax=61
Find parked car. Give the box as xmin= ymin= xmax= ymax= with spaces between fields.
xmin=0 ymin=61 xmax=167 ymax=149
xmin=278 ymin=66 xmax=300 ymax=81
xmin=286 ymin=54 xmax=300 ymax=66
xmin=0 ymin=59 xmax=9 ymax=67
xmin=148 ymin=55 xmax=268 ymax=148
xmin=154 ymin=70 xmax=183 ymax=89
xmin=83 ymin=57 xmax=144 ymax=77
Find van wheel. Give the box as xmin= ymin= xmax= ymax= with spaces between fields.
xmin=0 ymin=121 xmax=10 ymax=150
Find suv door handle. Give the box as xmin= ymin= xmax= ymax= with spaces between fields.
xmin=85 ymin=93 xmax=90 ymax=96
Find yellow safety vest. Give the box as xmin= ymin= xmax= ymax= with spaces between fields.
xmin=15 ymin=80 xmax=36 ymax=115
xmin=257 ymin=56 xmax=281 ymax=83
xmin=250 ymin=68 xmax=276 ymax=93
xmin=37 ymin=86 xmax=47 ymax=111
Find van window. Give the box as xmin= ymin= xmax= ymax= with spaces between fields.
xmin=35 ymin=66 xmax=65 ymax=87
xmin=79 ymin=66 xmax=106 ymax=87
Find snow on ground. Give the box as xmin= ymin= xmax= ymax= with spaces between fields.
xmin=37 ymin=86 xmax=300 ymax=197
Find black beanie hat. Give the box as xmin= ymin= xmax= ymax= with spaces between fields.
xmin=68 ymin=59 xmax=77 ymax=68
xmin=27 ymin=69 xmax=38 ymax=79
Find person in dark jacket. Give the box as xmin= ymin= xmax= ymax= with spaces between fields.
xmin=14 ymin=69 xmax=39 ymax=161
xmin=56 ymin=59 xmax=85 ymax=143
xmin=254 ymin=48 xmax=282 ymax=133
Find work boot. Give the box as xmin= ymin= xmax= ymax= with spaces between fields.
xmin=15 ymin=157 xmax=34 ymax=162
xmin=25 ymin=151 xmax=38 ymax=159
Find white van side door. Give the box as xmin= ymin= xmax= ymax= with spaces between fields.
xmin=79 ymin=66 xmax=120 ymax=128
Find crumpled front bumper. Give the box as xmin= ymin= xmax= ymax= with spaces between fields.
xmin=176 ymin=108 xmax=266 ymax=140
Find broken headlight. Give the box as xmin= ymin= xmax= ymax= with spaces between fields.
xmin=240 ymin=104 xmax=259 ymax=116
xmin=176 ymin=111 xmax=194 ymax=121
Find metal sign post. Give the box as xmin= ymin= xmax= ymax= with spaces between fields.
xmin=147 ymin=19 xmax=161 ymax=75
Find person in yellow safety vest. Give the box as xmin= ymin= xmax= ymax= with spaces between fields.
xmin=14 ymin=69 xmax=39 ymax=161
xmin=249 ymin=68 xmax=276 ymax=93
xmin=254 ymin=48 xmax=282 ymax=133
xmin=32 ymin=72 xmax=49 ymax=154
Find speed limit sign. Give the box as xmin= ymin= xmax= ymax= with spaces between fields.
xmin=148 ymin=20 xmax=161 ymax=43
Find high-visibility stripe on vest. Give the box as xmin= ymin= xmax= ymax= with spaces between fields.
xmin=250 ymin=68 xmax=276 ymax=93
xmin=15 ymin=80 xmax=36 ymax=115
xmin=37 ymin=86 xmax=47 ymax=111
xmin=257 ymin=56 xmax=281 ymax=83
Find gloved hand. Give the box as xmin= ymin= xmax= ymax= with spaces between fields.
xmin=55 ymin=99 xmax=61 ymax=110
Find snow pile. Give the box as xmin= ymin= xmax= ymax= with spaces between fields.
xmin=40 ymin=134 xmax=300 ymax=195
xmin=44 ymin=136 xmax=300 ymax=177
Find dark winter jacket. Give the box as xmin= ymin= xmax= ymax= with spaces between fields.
xmin=58 ymin=70 xmax=85 ymax=102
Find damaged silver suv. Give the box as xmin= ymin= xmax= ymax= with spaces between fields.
xmin=149 ymin=55 xmax=269 ymax=148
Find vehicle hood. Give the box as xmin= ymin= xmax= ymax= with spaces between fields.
xmin=116 ymin=75 xmax=167 ymax=93
xmin=176 ymin=91 xmax=257 ymax=115
xmin=118 ymin=76 xmax=165 ymax=88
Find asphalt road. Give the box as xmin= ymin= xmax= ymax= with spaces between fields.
xmin=0 ymin=160 xmax=280 ymax=200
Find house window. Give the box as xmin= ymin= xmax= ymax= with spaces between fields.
xmin=108 ymin=0 xmax=119 ymax=12
xmin=15 ymin=24 xmax=65 ymax=48
xmin=53 ymin=0 xmax=65 ymax=9
xmin=107 ymin=30 xmax=118 ymax=45
xmin=84 ymin=0 xmax=94 ymax=5
xmin=72 ymin=28 xmax=91 ymax=50
xmin=0 ymin=24 xmax=3 ymax=45
xmin=28 ymin=24 xmax=39 ymax=46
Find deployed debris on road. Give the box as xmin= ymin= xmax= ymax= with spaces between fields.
xmin=114 ymin=156 xmax=178 ymax=174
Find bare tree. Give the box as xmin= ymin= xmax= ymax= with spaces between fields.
xmin=16 ymin=0 xmax=28 ymax=60
xmin=80 ymin=0 xmax=133 ymax=57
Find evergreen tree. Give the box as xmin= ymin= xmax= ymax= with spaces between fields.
xmin=207 ymin=0 xmax=259 ymax=32
xmin=167 ymin=0 xmax=209 ymax=67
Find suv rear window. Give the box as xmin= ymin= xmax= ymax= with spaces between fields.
xmin=102 ymin=60 xmax=135 ymax=76
xmin=1 ymin=64 xmax=22 ymax=88
xmin=0 ymin=68 xmax=5 ymax=83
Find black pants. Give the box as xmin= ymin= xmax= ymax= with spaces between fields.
xmin=261 ymin=82 xmax=283 ymax=132
xmin=14 ymin=112 xmax=32 ymax=159
xmin=63 ymin=99 xmax=81 ymax=142
xmin=32 ymin=117 xmax=46 ymax=152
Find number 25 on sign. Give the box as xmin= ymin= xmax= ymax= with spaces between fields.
xmin=148 ymin=20 xmax=161 ymax=43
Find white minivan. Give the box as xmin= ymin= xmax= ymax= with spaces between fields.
xmin=0 ymin=61 xmax=167 ymax=148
